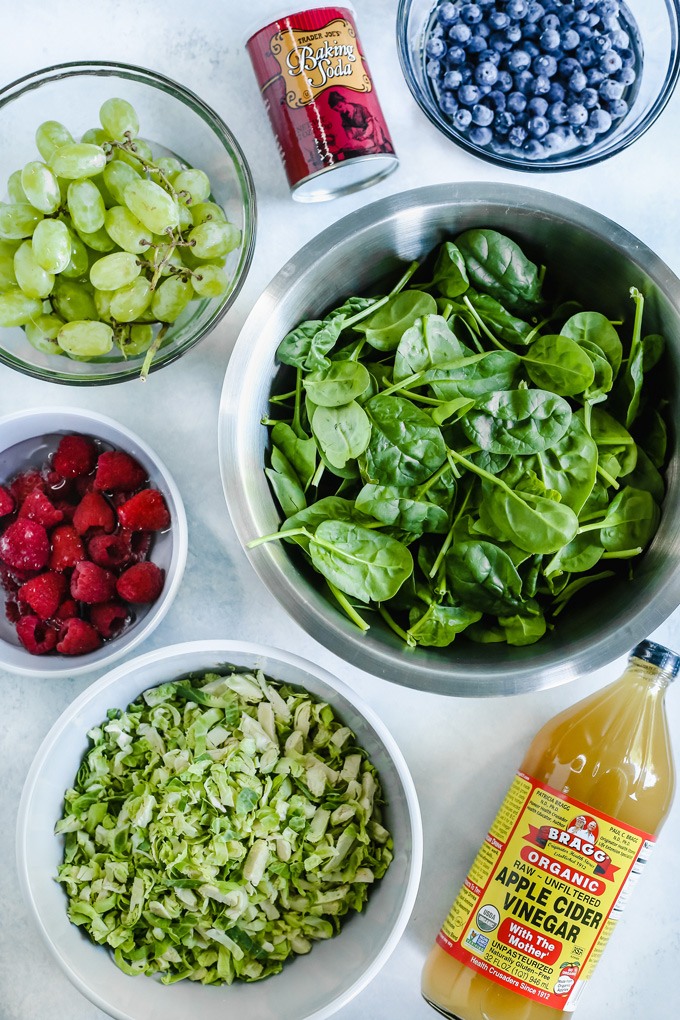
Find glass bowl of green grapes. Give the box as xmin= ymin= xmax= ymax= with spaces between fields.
xmin=0 ymin=62 xmax=256 ymax=384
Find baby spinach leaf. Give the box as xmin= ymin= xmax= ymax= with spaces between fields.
xmin=394 ymin=314 xmax=467 ymax=382
xmin=429 ymin=349 xmax=520 ymax=401
xmin=312 ymin=401 xmax=371 ymax=469
xmin=462 ymin=389 xmax=572 ymax=455
xmin=281 ymin=497 xmax=373 ymax=553
xmin=578 ymin=339 xmax=613 ymax=404
xmin=303 ymin=360 xmax=370 ymax=408
xmin=431 ymin=242 xmax=469 ymax=299
xmin=598 ymin=487 xmax=660 ymax=553
xmin=544 ymin=533 xmax=604 ymax=578
xmin=583 ymin=407 xmax=637 ymax=475
xmin=431 ymin=397 xmax=476 ymax=426
xmin=639 ymin=408 xmax=667 ymax=469
xmin=354 ymin=290 xmax=437 ymax=351
xmin=277 ymin=317 xmax=343 ymax=372
xmin=482 ymin=480 xmax=579 ymax=554
xmin=524 ymin=415 xmax=598 ymax=513
xmin=455 ymin=228 xmax=542 ymax=313
xmin=364 ymin=394 xmax=447 ymax=486
xmin=523 ymin=334 xmax=595 ymax=396
xmin=466 ymin=290 xmax=534 ymax=346
xmin=271 ymin=423 xmax=317 ymax=489
xmin=620 ymin=446 xmax=665 ymax=503
xmin=309 ymin=520 xmax=413 ymax=602
xmin=561 ymin=311 xmax=623 ymax=378
xmin=498 ymin=613 xmax=547 ymax=646
xmin=355 ymin=483 xmax=449 ymax=535
xmin=407 ymin=601 xmax=481 ymax=646
xmin=445 ymin=540 xmax=530 ymax=616
xmin=265 ymin=446 xmax=306 ymax=517
xmin=643 ymin=333 xmax=665 ymax=372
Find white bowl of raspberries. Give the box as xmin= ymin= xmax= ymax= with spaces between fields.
xmin=0 ymin=408 xmax=187 ymax=676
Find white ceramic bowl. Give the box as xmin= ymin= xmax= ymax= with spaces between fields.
xmin=0 ymin=407 xmax=188 ymax=677
xmin=17 ymin=640 xmax=422 ymax=1020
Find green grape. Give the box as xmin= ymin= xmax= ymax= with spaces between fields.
xmin=173 ymin=169 xmax=211 ymax=206
xmin=123 ymin=179 xmax=179 ymax=234
xmin=74 ymin=223 xmax=116 ymax=252
xmin=0 ymin=288 xmax=43 ymax=326
xmin=178 ymin=203 xmax=193 ymax=230
xmin=109 ymin=277 xmax=152 ymax=322
xmin=36 ymin=121 xmax=74 ymax=162
xmin=104 ymin=205 xmax=154 ymax=254
xmin=127 ymin=324 xmax=154 ymax=353
xmin=0 ymin=255 xmax=17 ymax=289
xmin=14 ymin=241 xmax=55 ymax=299
xmin=151 ymin=276 xmax=193 ymax=321
xmin=155 ymin=157 xmax=181 ymax=178
xmin=49 ymin=143 xmax=107 ymax=180
xmin=190 ymin=201 xmax=226 ymax=227
xmin=67 ymin=179 xmax=106 ymax=234
xmin=25 ymin=313 xmax=64 ymax=355
xmin=94 ymin=288 xmax=113 ymax=321
xmin=134 ymin=305 xmax=158 ymax=323
xmin=0 ymin=202 xmax=43 ymax=240
xmin=114 ymin=139 xmax=153 ymax=170
xmin=99 ymin=98 xmax=140 ymax=140
xmin=0 ymin=240 xmax=21 ymax=257
xmin=182 ymin=247 xmax=226 ymax=271
xmin=58 ymin=319 xmax=113 ymax=356
xmin=188 ymin=220 xmax=240 ymax=259
xmin=7 ymin=170 xmax=28 ymax=204
xmin=60 ymin=228 xmax=90 ymax=278
xmin=81 ymin=127 xmax=110 ymax=146
xmin=21 ymin=161 xmax=61 ymax=214
xmin=32 ymin=219 xmax=71 ymax=274
xmin=90 ymin=252 xmax=141 ymax=291
xmin=157 ymin=247 xmax=186 ymax=277
xmin=192 ymin=264 xmax=229 ymax=298
xmin=52 ymin=278 xmax=97 ymax=321
xmin=90 ymin=172 xmax=116 ymax=208
xmin=103 ymin=160 xmax=141 ymax=205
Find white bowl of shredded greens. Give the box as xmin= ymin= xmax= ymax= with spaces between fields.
xmin=17 ymin=640 xmax=422 ymax=1020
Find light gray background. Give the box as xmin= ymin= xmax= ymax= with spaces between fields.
xmin=2 ymin=2 xmax=680 ymax=1018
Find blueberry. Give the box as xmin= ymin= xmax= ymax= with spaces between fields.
xmin=446 ymin=45 xmax=467 ymax=65
xmin=589 ymin=107 xmax=612 ymax=132
xmin=485 ymin=89 xmax=507 ymax=109
xmin=531 ymin=74 xmax=551 ymax=95
xmin=496 ymin=70 xmax=515 ymax=91
xmin=440 ymin=91 xmax=460 ymax=115
xmin=459 ymin=84 xmax=482 ymax=104
xmin=569 ymin=70 xmax=587 ymax=91
xmin=508 ymin=49 xmax=532 ymax=71
xmin=524 ymin=40 xmax=541 ymax=57
xmin=514 ymin=70 xmax=535 ymax=94
xmin=489 ymin=10 xmax=510 ymax=29
xmin=495 ymin=111 xmax=516 ymax=134
xmin=540 ymin=14 xmax=560 ymax=31
xmin=586 ymin=67 xmax=606 ymax=86
xmin=542 ymin=131 xmax=567 ymax=153
xmin=608 ymin=97 xmax=628 ymax=118
xmin=599 ymin=78 xmax=624 ymax=101
xmin=524 ymin=138 xmax=546 ymax=157
xmin=443 ymin=69 xmax=464 ymax=89
xmin=528 ymin=114 xmax=549 ymax=136
xmin=437 ymin=1 xmax=459 ymax=26
xmin=449 ymin=23 xmax=473 ymax=44
xmin=474 ymin=22 xmax=491 ymax=37
xmin=574 ymin=10 xmax=590 ymax=23
xmin=609 ymin=29 xmax=629 ymax=49
xmin=460 ymin=66 xmax=474 ymax=82
xmin=526 ymin=3 xmax=545 ymax=23
xmin=508 ymin=125 xmax=528 ymax=145
xmin=476 ymin=60 xmax=499 ymax=85
xmin=552 ymin=124 xmax=574 ymax=143
xmin=467 ymin=35 xmax=488 ymax=53
xmin=470 ymin=125 xmax=494 ymax=144
xmin=454 ymin=108 xmax=473 ymax=129
xmin=581 ymin=87 xmax=599 ymax=108
xmin=560 ymin=56 xmax=583 ymax=77
xmin=576 ymin=124 xmax=597 ymax=145
xmin=490 ymin=31 xmax=514 ymax=52
xmin=617 ymin=66 xmax=636 ymax=86
xmin=507 ymin=90 xmax=528 ymax=113
xmin=596 ymin=0 xmax=619 ymax=16
xmin=426 ymin=37 xmax=447 ymax=59
xmin=618 ymin=47 xmax=636 ymax=68
xmin=506 ymin=24 xmax=523 ymax=43
xmin=461 ymin=3 xmax=483 ymax=23
xmin=479 ymin=48 xmax=502 ymax=64
xmin=472 ymin=103 xmax=495 ymax=125
xmin=577 ymin=25 xmax=594 ymax=40
xmin=560 ymin=3 xmax=577 ymax=22
xmin=540 ymin=29 xmax=561 ymax=50
xmin=575 ymin=43 xmax=596 ymax=66
xmin=548 ymin=100 xmax=568 ymax=122
xmin=528 ymin=96 xmax=549 ymax=115
xmin=561 ymin=28 xmax=580 ymax=50
xmin=506 ymin=0 xmax=529 ymax=18
xmin=591 ymin=34 xmax=611 ymax=55
xmin=523 ymin=22 xmax=541 ymax=39
xmin=575 ymin=0 xmax=597 ymax=8
xmin=534 ymin=53 xmax=558 ymax=76
xmin=547 ymin=81 xmax=565 ymax=102
xmin=600 ymin=50 xmax=622 ymax=73
xmin=567 ymin=102 xmax=588 ymax=125
xmin=427 ymin=59 xmax=442 ymax=79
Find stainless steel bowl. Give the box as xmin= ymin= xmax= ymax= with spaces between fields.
xmin=219 ymin=183 xmax=680 ymax=698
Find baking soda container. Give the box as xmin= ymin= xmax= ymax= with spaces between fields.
xmin=421 ymin=640 xmax=677 ymax=1018
xmin=246 ymin=4 xmax=398 ymax=201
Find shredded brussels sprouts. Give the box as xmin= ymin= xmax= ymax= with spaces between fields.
xmin=55 ymin=668 xmax=393 ymax=984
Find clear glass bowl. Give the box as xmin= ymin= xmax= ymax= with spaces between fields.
xmin=0 ymin=61 xmax=256 ymax=384
xmin=397 ymin=0 xmax=680 ymax=172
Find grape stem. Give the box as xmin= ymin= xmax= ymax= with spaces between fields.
xmin=140 ymin=323 xmax=170 ymax=381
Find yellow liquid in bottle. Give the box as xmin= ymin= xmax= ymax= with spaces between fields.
xmin=421 ymin=657 xmax=676 ymax=1020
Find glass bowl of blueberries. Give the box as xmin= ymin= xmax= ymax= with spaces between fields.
xmin=397 ymin=0 xmax=680 ymax=170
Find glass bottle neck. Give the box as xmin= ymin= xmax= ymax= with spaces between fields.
xmin=624 ymin=656 xmax=674 ymax=692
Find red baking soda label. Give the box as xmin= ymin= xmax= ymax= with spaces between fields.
xmin=436 ymin=771 xmax=655 ymax=1011
xmin=246 ymin=7 xmax=396 ymax=191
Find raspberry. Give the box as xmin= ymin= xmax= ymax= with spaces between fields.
xmin=10 ymin=470 xmax=45 ymax=505
xmin=57 ymin=617 xmax=101 ymax=655
xmin=0 ymin=519 xmax=49 ymax=571
xmin=53 ymin=599 xmax=79 ymax=622
xmin=117 ymin=489 xmax=170 ymax=531
xmin=73 ymin=492 xmax=115 ymax=536
xmin=88 ymin=532 xmax=132 ymax=569
xmin=49 ymin=525 xmax=86 ymax=572
xmin=53 ymin=500 xmax=76 ymax=524
xmin=0 ymin=486 xmax=14 ymax=517
xmin=75 ymin=474 xmax=96 ymax=498
xmin=18 ymin=572 xmax=68 ymax=620
xmin=121 ymin=529 xmax=152 ymax=563
xmin=116 ymin=562 xmax=164 ymax=603
xmin=16 ymin=615 xmax=58 ymax=655
xmin=70 ymin=561 xmax=117 ymax=603
xmin=90 ymin=601 xmax=129 ymax=639
xmin=53 ymin=435 xmax=97 ymax=478
xmin=18 ymin=489 xmax=64 ymax=528
xmin=94 ymin=451 xmax=147 ymax=492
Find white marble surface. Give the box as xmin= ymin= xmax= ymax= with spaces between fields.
xmin=2 ymin=2 xmax=680 ymax=1018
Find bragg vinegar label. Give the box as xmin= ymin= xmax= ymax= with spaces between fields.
xmin=437 ymin=771 xmax=655 ymax=1011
